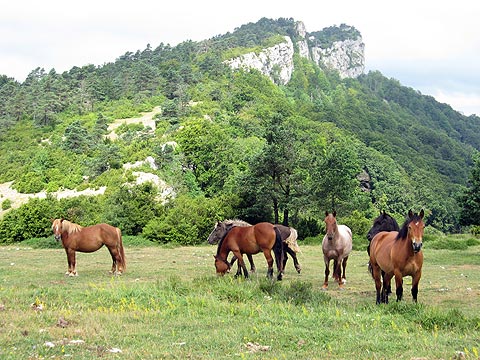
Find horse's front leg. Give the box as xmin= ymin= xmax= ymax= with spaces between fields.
xmin=322 ymin=257 xmax=330 ymax=289
xmin=340 ymin=256 xmax=349 ymax=286
xmin=371 ymin=264 xmax=383 ymax=304
xmin=411 ymin=270 xmax=422 ymax=302
xmin=394 ymin=270 xmax=403 ymax=302
xmin=66 ymin=249 xmax=77 ymax=276
xmin=233 ymin=251 xmax=249 ymax=278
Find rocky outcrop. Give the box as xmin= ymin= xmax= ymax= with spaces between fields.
xmin=225 ymin=21 xmax=365 ymax=84
xmin=225 ymin=36 xmax=295 ymax=85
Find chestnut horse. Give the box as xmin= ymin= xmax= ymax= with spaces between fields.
xmin=51 ymin=219 xmax=126 ymax=276
xmin=369 ymin=209 xmax=425 ymax=304
xmin=208 ymin=220 xmax=301 ymax=275
xmin=213 ymin=222 xmax=284 ymax=280
xmin=322 ymin=211 xmax=352 ymax=289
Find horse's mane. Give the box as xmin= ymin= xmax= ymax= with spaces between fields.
xmin=396 ymin=213 xmax=422 ymax=240
xmin=216 ymin=219 xmax=251 ymax=255
xmin=62 ymin=220 xmax=83 ymax=234
xmin=222 ymin=219 xmax=251 ymax=227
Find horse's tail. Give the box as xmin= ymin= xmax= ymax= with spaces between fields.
xmin=116 ymin=227 xmax=126 ymax=272
xmin=273 ymin=227 xmax=284 ymax=278
xmin=285 ymin=227 xmax=301 ymax=253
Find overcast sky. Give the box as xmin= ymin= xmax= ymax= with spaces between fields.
xmin=1 ymin=1 xmax=479 ymax=115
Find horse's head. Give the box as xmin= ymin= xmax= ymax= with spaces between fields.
xmin=213 ymin=255 xmax=231 ymax=275
xmin=367 ymin=211 xmax=400 ymax=241
xmin=407 ymin=209 xmax=425 ymax=253
xmin=51 ymin=218 xmax=64 ymax=241
xmin=324 ymin=211 xmax=337 ymax=241
xmin=207 ymin=221 xmax=233 ymax=245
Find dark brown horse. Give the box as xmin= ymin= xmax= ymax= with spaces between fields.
xmin=208 ymin=220 xmax=301 ymax=275
xmin=322 ymin=211 xmax=352 ymax=289
xmin=51 ymin=219 xmax=126 ymax=276
xmin=213 ymin=222 xmax=284 ymax=280
xmin=367 ymin=211 xmax=400 ymax=294
xmin=369 ymin=209 xmax=425 ymax=304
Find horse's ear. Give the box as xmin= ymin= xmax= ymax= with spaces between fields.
xmin=325 ymin=211 xmax=329 ymax=217
xmin=419 ymin=209 xmax=424 ymax=219
xmin=408 ymin=209 xmax=413 ymax=218
xmin=333 ymin=210 xmax=337 ymax=218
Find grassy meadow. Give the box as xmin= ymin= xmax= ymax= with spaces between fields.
xmin=0 ymin=240 xmax=479 ymax=359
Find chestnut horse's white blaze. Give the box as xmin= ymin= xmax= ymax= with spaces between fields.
xmin=51 ymin=219 xmax=126 ymax=276
xmin=322 ymin=211 xmax=353 ymax=289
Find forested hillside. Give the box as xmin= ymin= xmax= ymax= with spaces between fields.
xmin=1 ymin=17 xmax=479 ymax=244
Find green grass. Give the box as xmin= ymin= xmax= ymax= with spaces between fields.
xmin=0 ymin=244 xmax=479 ymax=359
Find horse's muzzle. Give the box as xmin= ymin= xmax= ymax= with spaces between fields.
xmin=54 ymin=234 xmax=61 ymax=241
xmin=412 ymin=242 xmax=423 ymax=253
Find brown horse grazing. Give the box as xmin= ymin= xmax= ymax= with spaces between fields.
xmin=51 ymin=219 xmax=126 ymax=276
xmin=213 ymin=222 xmax=284 ymax=280
xmin=208 ymin=220 xmax=301 ymax=275
xmin=369 ymin=209 xmax=425 ymax=304
xmin=322 ymin=211 xmax=352 ymax=289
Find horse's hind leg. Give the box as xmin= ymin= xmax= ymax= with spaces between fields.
xmin=285 ymin=246 xmax=301 ymax=273
xmin=107 ymin=246 xmax=121 ymax=275
xmin=247 ymin=254 xmax=256 ymax=273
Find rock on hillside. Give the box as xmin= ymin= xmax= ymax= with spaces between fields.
xmin=225 ymin=21 xmax=365 ymax=85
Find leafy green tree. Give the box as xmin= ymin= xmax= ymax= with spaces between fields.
xmin=176 ymin=118 xmax=235 ymax=196
xmin=104 ymin=183 xmax=161 ymax=235
xmin=62 ymin=120 xmax=92 ymax=154
xmin=314 ymin=134 xmax=361 ymax=212
xmin=460 ymin=152 xmax=480 ymax=226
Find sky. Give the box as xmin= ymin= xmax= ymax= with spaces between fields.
xmin=1 ymin=1 xmax=479 ymax=115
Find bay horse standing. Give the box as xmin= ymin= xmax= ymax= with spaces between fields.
xmin=322 ymin=211 xmax=352 ymax=289
xmin=213 ymin=222 xmax=284 ymax=280
xmin=369 ymin=209 xmax=425 ymax=304
xmin=208 ymin=220 xmax=301 ymax=275
xmin=51 ymin=219 xmax=126 ymax=276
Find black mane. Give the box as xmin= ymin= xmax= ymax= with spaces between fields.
xmin=396 ymin=211 xmax=423 ymax=240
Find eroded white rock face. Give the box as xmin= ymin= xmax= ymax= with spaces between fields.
xmin=310 ymin=38 xmax=365 ymax=78
xmin=225 ymin=36 xmax=295 ymax=85
xmin=225 ymin=21 xmax=365 ymax=83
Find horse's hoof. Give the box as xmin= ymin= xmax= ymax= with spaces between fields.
xmin=322 ymin=285 xmax=328 ymax=291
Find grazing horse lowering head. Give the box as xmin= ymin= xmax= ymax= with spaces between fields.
xmin=324 ymin=211 xmax=338 ymax=241
xmin=214 ymin=255 xmax=231 ymax=275
xmin=406 ymin=209 xmax=425 ymax=253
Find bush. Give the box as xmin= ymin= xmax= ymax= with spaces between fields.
xmin=1 ymin=198 xmax=12 ymax=210
xmin=143 ymin=194 xmax=234 ymax=245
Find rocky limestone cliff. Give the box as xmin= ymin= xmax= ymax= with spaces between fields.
xmin=225 ymin=36 xmax=295 ymax=85
xmin=225 ymin=21 xmax=365 ymax=85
